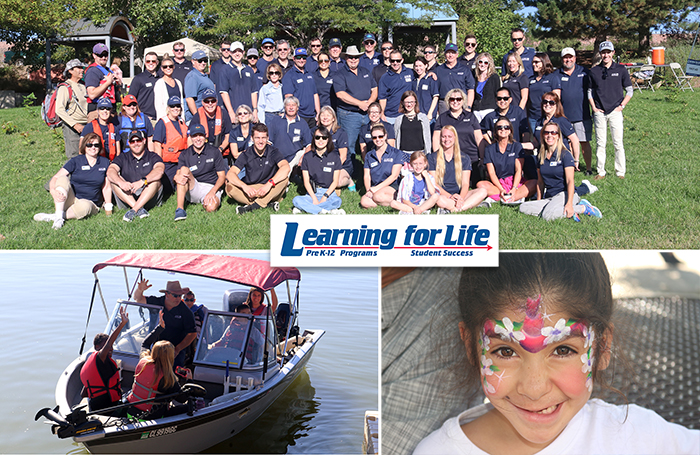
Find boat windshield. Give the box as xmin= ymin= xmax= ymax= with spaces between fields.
xmin=109 ymin=301 xmax=162 ymax=356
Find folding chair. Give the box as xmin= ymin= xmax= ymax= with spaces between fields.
xmin=670 ymin=62 xmax=695 ymax=91
xmin=631 ymin=64 xmax=655 ymax=92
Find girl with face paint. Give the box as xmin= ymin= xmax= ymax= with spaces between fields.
xmin=413 ymin=253 xmax=700 ymax=455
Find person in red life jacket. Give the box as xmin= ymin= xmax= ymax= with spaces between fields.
xmin=126 ymin=340 xmax=189 ymax=418
xmin=153 ymin=96 xmax=188 ymax=195
xmin=188 ymin=88 xmax=231 ymax=155
xmin=245 ymin=287 xmax=278 ymax=316
xmin=85 ymin=43 xmax=120 ymax=120
xmin=81 ymin=98 xmax=121 ymax=161
xmin=80 ymin=306 xmax=129 ymax=413
xmin=173 ymin=123 xmax=227 ymax=221
xmin=118 ymin=94 xmax=154 ymax=154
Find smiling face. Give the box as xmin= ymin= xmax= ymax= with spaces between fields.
xmin=542 ymin=96 xmax=556 ymax=115
xmin=319 ymin=110 xmax=333 ymax=128
xmin=368 ymin=106 xmax=381 ymax=123
xmin=543 ymin=125 xmax=560 ymax=147
xmin=445 ymin=50 xmax=458 ymax=64
xmin=532 ymin=58 xmax=543 ymax=75
xmin=253 ymin=130 xmax=268 ymax=152
xmin=285 ymin=101 xmax=298 ymax=118
xmin=124 ymin=103 xmax=138 ymax=118
xmin=411 ymin=155 xmax=428 ymax=173
xmin=192 ymin=133 xmax=207 ymax=150
xmin=329 ymin=45 xmax=342 ymax=59
xmin=496 ymin=89 xmax=511 ymax=112
xmin=440 ymin=128 xmax=455 ymax=150
xmin=511 ymin=31 xmax=524 ymax=50
xmin=390 ymin=51 xmax=403 ymax=72
xmin=600 ymin=49 xmax=614 ymax=65
xmin=413 ymin=60 xmax=426 ymax=76
xmin=402 ymin=95 xmax=416 ymax=113
xmin=562 ymin=54 xmax=576 ymax=71
xmin=507 ymin=55 xmax=519 ymax=74
xmin=277 ymin=44 xmax=290 ymax=60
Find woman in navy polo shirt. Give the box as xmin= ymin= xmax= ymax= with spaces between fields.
xmin=502 ymin=53 xmax=528 ymax=110
xmin=361 ymin=124 xmax=402 ymax=209
xmin=519 ymin=123 xmax=601 ymax=221
xmin=477 ymin=117 xmax=537 ymax=203
xmin=317 ymin=106 xmax=354 ymax=189
xmin=411 ymin=57 xmax=438 ymax=124
xmin=34 ymin=132 xmax=112 ymax=229
xmin=292 ymin=126 xmax=344 ymax=214
xmin=228 ymin=104 xmax=254 ymax=166
xmin=527 ymin=53 xmax=560 ymax=136
xmin=531 ymin=91 xmax=580 ymax=169
xmin=429 ymin=125 xmax=488 ymax=214
xmin=358 ymin=102 xmax=395 ymax=160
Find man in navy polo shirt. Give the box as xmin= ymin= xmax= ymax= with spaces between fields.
xmin=171 ymin=41 xmax=192 ymax=86
xmin=360 ymin=33 xmax=381 ymax=71
xmin=501 ymin=28 xmax=536 ymax=77
xmin=173 ymin=124 xmax=227 ymax=221
xmin=267 ymin=97 xmax=313 ymax=169
xmin=128 ymin=52 xmax=159 ymax=120
xmin=459 ymin=34 xmax=479 ymax=72
xmin=246 ymin=48 xmax=264 ymax=89
xmin=282 ymin=48 xmax=320 ymax=129
xmin=189 ymin=88 xmax=232 ymax=154
xmin=589 ymin=41 xmax=633 ymax=180
xmin=225 ymin=123 xmax=290 ymax=214
xmin=305 ymin=37 xmax=323 ymax=73
xmin=558 ymin=48 xmax=593 ymax=175
xmin=184 ymin=50 xmax=216 ymax=122
xmin=328 ymin=38 xmax=345 ymax=73
xmin=209 ymin=40 xmax=232 ymax=105
xmin=220 ymin=41 xmax=259 ymax=124
xmin=107 ymin=130 xmax=164 ymax=221
xmin=372 ymin=41 xmax=394 ymax=84
xmin=434 ymin=43 xmax=475 ymax=114
xmin=334 ymin=45 xmax=378 ymax=156
xmin=378 ymin=50 xmax=414 ymax=124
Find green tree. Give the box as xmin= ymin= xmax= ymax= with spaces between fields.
xmin=450 ymin=0 xmax=524 ymax=61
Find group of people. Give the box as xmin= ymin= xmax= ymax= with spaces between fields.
xmin=79 ymin=279 xmax=273 ymax=418
xmin=41 ymin=28 xmax=631 ymax=225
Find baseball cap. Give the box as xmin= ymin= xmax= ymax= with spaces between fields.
xmin=363 ymin=33 xmax=377 ymax=43
xmin=192 ymin=50 xmax=207 ymax=60
xmin=561 ymin=47 xmax=576 ymax=57
xmin=262 ymin=38 xmax=275 ymax=46
xmin=599 ymin=41 xmax=614 ymax=52
xmin=247 ymin=48 xmax=259 ymax=58
xmin=122 ymin=94 xmax=138 ymax=105
xmin=92 ymin=43 xmax=108 ymax=55
xmin=97 ymin=98 xmax=113 ymax=109
xmin=445 ymin=43 xmax=459 ymax=53
xmin=167 ymin=96 xmax=182 ymax=106
xmin=231 ymin=41 xmax=244 ymax=52
xmin=63 ymin=59 xmax=86 ymax=76
xmin=128 ymin=130 xmax=145 ymax=142
xmin=189 ymin=124 xmax=206 ymax=136
xmin=294 ymin=48 xmax=308 ymax=57
xmin=329 ymin=38 xmax=342 ymax=48
xmin=202 ymin=88 xmax=217 ymax=100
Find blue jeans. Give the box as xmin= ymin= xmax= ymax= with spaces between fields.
xmin=337 ymin=107 xmax=367 ymax=156
xmin=293 ymin=188 xmax=342 ymax=214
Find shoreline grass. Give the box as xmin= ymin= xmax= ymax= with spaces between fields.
xmin=1 ymin=88 xmax=698 ymax=249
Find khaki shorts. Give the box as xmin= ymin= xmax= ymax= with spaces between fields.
xmin=186 ymin=180 xmax=223 ymax=204
xmin=55 ymin=175 xmax=100 ymax=219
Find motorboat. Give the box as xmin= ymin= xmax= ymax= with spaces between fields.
xmin=35 ymin=252 xmax=324 ymax=453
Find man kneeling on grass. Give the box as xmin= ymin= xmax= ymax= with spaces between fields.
xmin=173 ymin=124 xmax=227 ymax=221
xmin=225 ymin=123 xmax=290 ymax=214
xmin=107 ymin=130 xmax=165 ymax=222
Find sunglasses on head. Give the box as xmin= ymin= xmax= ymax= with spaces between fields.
xmin=86 ymin=142 xmax=100 ymax=148
xmin=314 ymin=135 xmax=329 ymax=140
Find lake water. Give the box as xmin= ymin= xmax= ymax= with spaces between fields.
xmin=0 ymin=251 xmax=379 ymax=454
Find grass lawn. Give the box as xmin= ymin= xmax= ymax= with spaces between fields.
xmin=0 ymin=88 xmax=698 ymax=249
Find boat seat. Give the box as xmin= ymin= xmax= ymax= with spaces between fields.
xmin=223 ymin=289 xmax=249 ymax=312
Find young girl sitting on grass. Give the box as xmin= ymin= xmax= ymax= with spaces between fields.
xmin=391 ymin=151 xmax=439 ymax=215
xmin=414 ymin=253 xmax=699 ymax=454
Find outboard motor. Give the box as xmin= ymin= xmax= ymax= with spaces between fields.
xmin=35 ymin=405 xmax=103 ymax=439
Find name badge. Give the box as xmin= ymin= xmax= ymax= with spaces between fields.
xmin=404 ymin=75 xmax=412 ymax=82
xmin=422 ymin=84 xmax=429 ymax=90
xmin=327 ymin=79 xmax=333 ymax=84
xmin=323 ymin=166 xmax=332 ymax=173
xmin=370 ymin=161 xmax=378 ymax=168
xmin=365 ymin=133 xmax=371 ymax=139
xmin=508 ymin=153 xmax=515 ymax=157
xmin=206 ymin=158 xmax=214 ymax=163
xmin=578 ymin=74 xmax=585 ymax=78
xmin=611 ymin=72 xmax=619 ymax=77
xmin=363 ymin=74 xmax=369 ymax=78
xmin=190 ymin=165 xmax=198 ymax=171
xmin=373 ymin=58 xmax=379 ymax=65
xmin=294 ymin=129 xmax=301 ymax=135
xmin=457 ymin=72 xmax=464 ymax=76
xmin=561 ymin=77 xmax=569 ymax=81
xmin=237 ymin=136 xmax=244 ymax=141
xmin=245 ymin=73 xmax=251 ymax=77
xmin=215 ymin=119 xmax=221 ymax=125
xmin=99 ymin=167 xmax=106 ymax=171
xmin=82 ymin=165 xmax=91 ymax=170
xmin=385 ymin=158 xmax=394 ymax=163
xmin=549 ymin=161 xmax=558 ymax=166
xmin=297 ymin=78 xmax=303 ymax=83
xmin=146 ymin=82 xmax=153 ymax=87
xmin=293 ymin=135 xmax=300 ymax=142
xmin=144 ymin=161 xmax=151 ymax=167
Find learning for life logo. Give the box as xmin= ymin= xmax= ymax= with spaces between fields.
xmin=270 ymin=215 xmax=499 ymax=267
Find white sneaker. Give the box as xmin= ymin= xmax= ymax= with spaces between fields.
xmin=34 ymin=212 xmax=56 ymax=222
xmin=319 ymin=209 xmax=331 ymax=214
xmin=292 ymin=207 xmax=303 ymax=214
xmin=52 ymin=217 xmax=65 ymax=230
xmin=582 ymin=179 xmax=598 ymax=194
xmin=331 ymin=208 xmax=346 ymax=215
xmin=477 ymin=200 xmax=492 ymax=208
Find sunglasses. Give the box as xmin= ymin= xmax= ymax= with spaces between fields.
xmin=364 ymin=40 xmax=376 ymax=45
xmin=496 ymin=96 xmax=510 ymax=101
xmin=602 ymin=67 xmax=609 ymax=80
xmin=184 ymin=297 xmax=195 ymax=302
xmin=169 ymin=105 xmax=182 ymax=109
xmin=372 ymin=135 xmax=385 ymax=140
xmin=195 ymin=58 xmax=207 ymax=64
xmin=496 ymin=125 xmax=511 ymax=131
xmin=86 ymin=143 xmax=101 ymax=148
xmin=268 ymin=71 xmax=281 ymax=76
xmin=129 ymin=137 xmax=144 ymax=143
xmin=478 ymin=60 xmax=489 ymax=65
xmin=125 ymin=103 xmax=138 ymax=107
xmin=161 ymin=64 xmax=174 ymax=69
xmin=424 ymin=50 xmax=435 ymax=54
xmin=294 ymin=55 xmax=307 ymax=60
xmin=382 ymin=47 xmax=393 ymax=51
xmin=96 ymin=52 xmax=108 ymax=58
xmin=543 ymin=130 xmax=559 ymax=136
xmin=262 ymin=45 xmax=274 ymax=49
xmin=347 ymin=56 xmax=359 ymax=60
xmin=237 ymin=111 xmax=249 ymax=116
xmin=311 ymin=44 xmax=322 ymax=48
xmin=318 ymin=59 xmax=330 ymax=63
xmin=390 ymin=59 xmax=402 ymax=63
xmin=145 ymin=60 xmax=158 ymax=64
xmin=98 ymin=107 xmax=111 ymax=111
xmin=247 ymin=56 xmax=258 ymax=59
xmin=511 ymin=37 xmax=524 ymax=42
xmin=314 ymin=135 xmax=329 ymax=140
xmin=542 ymin=99 xmax=557 ymax=106
xmin=465 ymin=42 xmax=477 ymax=47
xmin=203 ymin=99 xmax=217 ymax=104
xmin=221 ymin=47 xmax=231 ymax=52
xmin=173 ymin=48 xmax=185 ymax=52
xmin=449 ymin=97 xmax=463 ymax=102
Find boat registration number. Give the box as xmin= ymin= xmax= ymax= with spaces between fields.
xmin=140 ymin=426 xmax=178 ymax=439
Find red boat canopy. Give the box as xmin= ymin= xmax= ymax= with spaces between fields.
xmin=92 ymin=253 xmax=300 ymax=291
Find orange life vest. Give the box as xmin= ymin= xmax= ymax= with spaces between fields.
xmin=127 ymin=358 xmax=164 ymax=411
xmin=80 ymin=353 xmax=122 ymax=403
xmin=161 ymin=117 xmax=188 ymax=163
xmin=91 ymin=119 xmax=117 ymax=161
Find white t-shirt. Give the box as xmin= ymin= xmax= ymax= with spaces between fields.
xmin=413 ymin=399 xmax=700 ymax=455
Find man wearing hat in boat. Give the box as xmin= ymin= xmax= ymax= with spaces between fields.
xmin=134 ymin=279 xmax=197 ymax=368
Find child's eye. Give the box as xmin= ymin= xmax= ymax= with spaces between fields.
xmin=493 ymin=347 xmax=516 ymax=358
xmin=553 ymin=346 xmax=577 ymax=357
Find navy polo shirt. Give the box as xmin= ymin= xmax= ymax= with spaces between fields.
xmin=282 ymin=66 xmax=318 ymax=118
xmin=372 ymin=63 xmax=390 ymax=84
xmin=333 ymin=66 xmax=376 ymax=113
xmin=483 ymin=141 xmax=525 ymax=180
xmin=502 ymin=72 xmax=529 ymax=108
xmin=306 ymin=56 xmax=319 ymax=73
xmin=501 ymin=48 xmax=536 ymax=77
xmin=257 ymin=57 xmax=274 ymax=78
xmin=177 ymin=143 xmax=227 ymax=185
xmin=172 ymin=59 xmax=192 ymax=86
xmin=235 ymin=145 xmax=286 ymax=185
xmin=313 ymin=68 xmax=336 ymax=109
xmin=481 ymin=105 xmax=528 ymax=142
xmin=302 ymin=149 xmax=341 ymax=188
xmin=267 ymin=115 xmax=312 ymax=161
xmin=219 ymin=63 xmax=257 ymax=113
xmin=329 ymin=59 xmax=346 ymax=73
xmin=328 ymin=127 xmax=352 ymax=174
xmin=190 ymin=108 xmax=233 ymax=146
xmin=228 ymin=124 xmax=253 ymax=154
xmin=538 ymin=148 xmax=575 ymax=198
xmin=111 ymin=150 xmax=163 ymax=182
xmin=153 ymin=118 xmax=185 ymax=144
xmin=428 ymin=151 xmax=471 ymax=195
xmin=532 ymin=116 xmax=576 ymax=150
xmin=360 ymin=52 xmax=382 ymax=71
xmin=184 ymin=68 xmax=216 ymax=111
xmin=434 ymin=110 xmax=480 ymax=162
xmin=81 ymin=120 xmax=121 ymax=158
xmin=209 ymin=58 xmax=228 ymax=93
xmin=528 ymin=73 xmax=561 ymax=119
xmin=359 ymin=121 xmax=395 ymax=151
xmin=378 ymin=66 xmax=414 ymax=117
xmin=589 ymin=62 xmax=632 ymax=115
xmin=62 ymin=155 xmax=110 ymax=205
xmin=434 ymin=62 xmax=475 ymax=99
xmin=412 ymin=76 xmax=439 ymax=120
xmin=251 ymin=66 xmax=264 ymax=90
xmin=557 ymin=65 xmax=591 ymax=123
xmin=145 ymin=296 xmax=196 ymax=347
xmin=128 ymin=71 xmax=158 ymax=118
xmin=364 ymin=145 xmax=403 ymax=186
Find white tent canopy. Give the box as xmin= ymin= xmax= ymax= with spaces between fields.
xmin=141 ymin=38 xmax=220 ymax=66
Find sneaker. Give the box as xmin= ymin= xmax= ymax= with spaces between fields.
xmin=572 ymin=213 xmax=581 ymax=222
xmin=319 ymin=209 xmax=331 ymax=214
xmin=123 ymin=209 xmax=137 ymax=222
xmin=477 ymin=200 xmax=492 ymax=208
xmin=581 ymin=179 xmax=598 ymax=194
xmin=136 ymin=208 xmax=149 ymax=219
xmin=437 ymin=208 xmax=451 ymax=215
xmin=331 ymin=208 xmax=346 ymax=215
xmin=292 ymin=207 xmax=303 ymax=214
xmin=174 ymin=208 xmax=187 ymax=221
xmin=34 ymin=212 xmax=56 ymax=222
xmin=579 ymin=199 xmax=602 ymax=218
xmin=272 ymin=201 xmax=280 ymax=212
xmin=399 ymin=211 xmax=412 ymax=215
xmin=52 ymin=217 xmax=64 ymax=230
xmin=236 ymin=204 xmax=255 ymax=215
xmin=347 ymin=183 xmax=357 ymax=192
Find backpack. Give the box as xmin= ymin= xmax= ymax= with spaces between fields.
xmin=42 ymin=82 xmax=73 ymax=128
